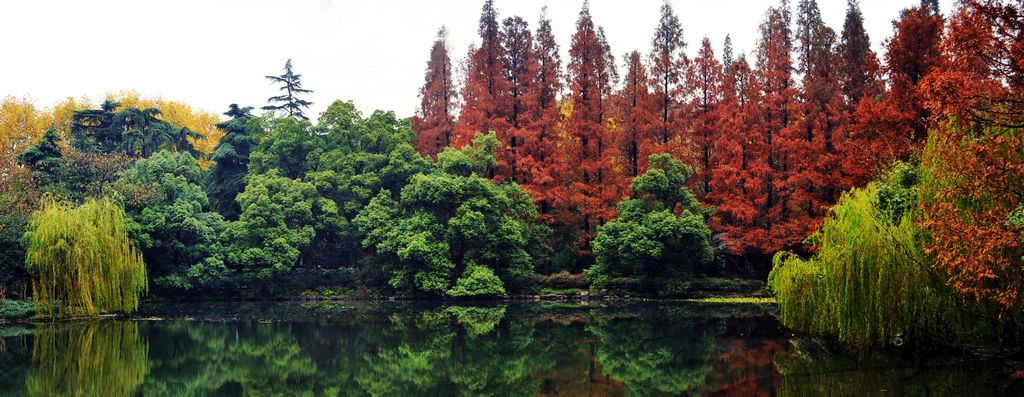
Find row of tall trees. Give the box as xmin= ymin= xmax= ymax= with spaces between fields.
xmin=412 ymin=0 xmax=945 ymax=271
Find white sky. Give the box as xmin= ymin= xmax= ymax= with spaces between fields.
xmin=0 ymin=0 xmax=953 ymax=119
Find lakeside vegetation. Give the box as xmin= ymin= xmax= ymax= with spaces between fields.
xmin=0 ymin=0 xmax=1021 ymax=358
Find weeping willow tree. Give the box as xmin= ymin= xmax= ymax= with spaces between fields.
xmin=24 ymin=197 xmax=147 ymax=318
xmin=27 ymin=321 xmax=147 ymax=397
xmin=768 ymin=164 xmax=998 ymax=348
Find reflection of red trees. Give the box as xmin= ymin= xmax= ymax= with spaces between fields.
xmin=535 ymin=332 xmax=625 ymax=397
xmin=704 ymin=339 xmax=790 ymax=397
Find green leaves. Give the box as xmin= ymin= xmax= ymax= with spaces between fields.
xmin=588 ymin=154 xmax=715 ymax=290
xmin=355 ymin=133 xmax=542 ymax=297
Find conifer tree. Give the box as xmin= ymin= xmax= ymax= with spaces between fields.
xmin=691 ymin=37 xmax=724 ymax=197
xmin=565 ymin=1 xmax=623 ymax=243
xmin=614 ymin=51 xmax=656 ymax=179
xmin=649 ymin=0 xmax=688 ymax=156
xmin=413 ymin=27 xmax=457 ymax=158
xmin=209 ymin=104 xmax=257 ymax=220
xmin=455 ymin=0 xmax=511 ymax=148
xmin=263 ymin=59 xmax=314 ymax=120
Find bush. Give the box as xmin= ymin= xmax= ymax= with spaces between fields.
xmin=0 ymin=299 xmax=35 ymax=320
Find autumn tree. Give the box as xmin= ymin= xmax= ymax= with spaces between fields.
xmin=518 ymin=7 xmax=565 ymax=225
xmin=708 ymin=55 xmax=770 ymax=269
xmin=649 ymin=0 xmax=688 ymax=157
xmin=847 ymin=1 xmax=942 ymax=184
xmin=498 ymin=15 xmax=536 ymax=184
xmin=779 ymin=0 xmax=844 ymax=244
xmin=564 ymin=2 xmax=623 ymax=246
xmin=690 ymin=37 xmax=724 ymax=197
xmin=837 ymin=0 xmax=886 ymax=185
xmin=454 ymin=0 xmax=511 ymax=148
xmin=614 ymin=51 xmax=656 ymax=179
xmin=920 ymin=0 xmax=1024 ymax=312
xmin=755 ymin=0 xmax=798 ymax=253
xmin=263 ymin=59 xmax=314 ymax=120
xmin=412 ymin=27 xmax=457 ymax=158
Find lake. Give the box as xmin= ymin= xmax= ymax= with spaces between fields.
xmin=0 ymin=302 xmax=1019 ymax=396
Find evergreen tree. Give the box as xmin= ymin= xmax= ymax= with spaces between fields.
xmin=839 ymin=0 xmax=874 ymax=105
xmin=263 ymin=59 xmax=314 ymax=120
xmin=208 ymin=104 xmax=258 ymax=220
xmin=17 ymin=128 xmax=63 ymax=185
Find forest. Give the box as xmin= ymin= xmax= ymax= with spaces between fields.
xmin=0 ymin=0 xmax=1022 ymax=352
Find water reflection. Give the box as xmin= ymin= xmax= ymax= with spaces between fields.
xmin=0 ymin=303 xmax=1019 ymax=396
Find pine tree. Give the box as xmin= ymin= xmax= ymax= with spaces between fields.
xmin=455 ymin=0 xmax=511 ymax=148
xmin=413 ymin=27 xmax=457 ymax=158
xmin=209 ymin=104 xmax=257 ymax=220
xmin=263 ymin=59 xmax=314 ymax=120
xmin=839 ymin=0 xmax=875 ymax=106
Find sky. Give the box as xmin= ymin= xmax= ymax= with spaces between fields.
xmin=0 ymin=0 xmax=954 ymax=119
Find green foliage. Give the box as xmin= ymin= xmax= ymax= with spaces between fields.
xmin=27 ymin=322 xmax=147 ymax=397
xmin=16 ymin=128 xmax=62 ymax=185
xmin=208 ymin=104 xmax=259 ymax=220
xmin=587 ymin=154 xmax=715 ymax=289
xmin=24 ymin=197 xmax=147 ymax=318
xmin=70 ymin=100 xmax=202 ymax=158
xmin=0 ymin=212 xmax=29 ymax=296
xmin=355 ymin=132 xmax=547 ymax=297
xmin=0 ymin=299 xmax=34 ymax=319
xmin=768 ymin=165 xmax=995 ymax=348
xmin=447 ymin=264 xmax=506 ymax=297
xmin=229 ymin=171 xmax=339 ymax=291
xmin=114 ymin=150 xmax=228 ymax=291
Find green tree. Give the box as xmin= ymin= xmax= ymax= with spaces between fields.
xmin=208 ymin=104 xmax=259 ymax=220
xmin=23 ymin=197 xmax=147 ymax=318
xmin=114 ymin=150 xmax=229 ymax=291
xmin=263 ymin=59 xmax=314 ymax=120
xmin=228 ymin=171 xmax=340 ymax=290
xmin=354 ymin=132 xmax=545 ymax=297
xmin=16 ymin=128 xmax=62 ymax=185
xmin=586 ymin=154 xmax=715 ymax=289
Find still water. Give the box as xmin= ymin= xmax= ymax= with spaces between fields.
xmin=0 ymin=302 xmax=1019 ymax=396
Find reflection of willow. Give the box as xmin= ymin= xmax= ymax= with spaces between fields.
xmin=776 ymin=339 xmax=1017 ymax=396
xmin=587 ymin=316 xmax=716 ymax=397
xmin=357 ymin=305 xmax=548 ymax=397
xmin=27 ymin=321 xmax=147 ymax=397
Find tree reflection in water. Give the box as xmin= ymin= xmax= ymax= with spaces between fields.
xmin=0 ymin=303 xmax=1019 ymax=396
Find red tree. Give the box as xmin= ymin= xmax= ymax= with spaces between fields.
xmin=498 ymin=15 xmax=536 ymax=183
xmin=921 ymin=0 xmax=1024 ymax=312
xmin=755 ymin=0 xmax=799 ymax=253
xmin=709 ymin=55 xmax=771 ymax=268
xmin=412 ymin=27 xmax=457 ymax=158
xmin=845 ymin=2 xmax=942 ymax=185
xmin=690 ymin=37 xmax=724 ymax=197
xmin=565 ymin=2 xmax=622 ymax=244
xmin=775 ymin=0 xmax=844 ymax=246
xmin=455 ymin=0 xmax=512 ymax=148
xmin=517 ymin=8 xmax=567 ymax=224
xmin=614 ymin=51 xmax=656 ymax=179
